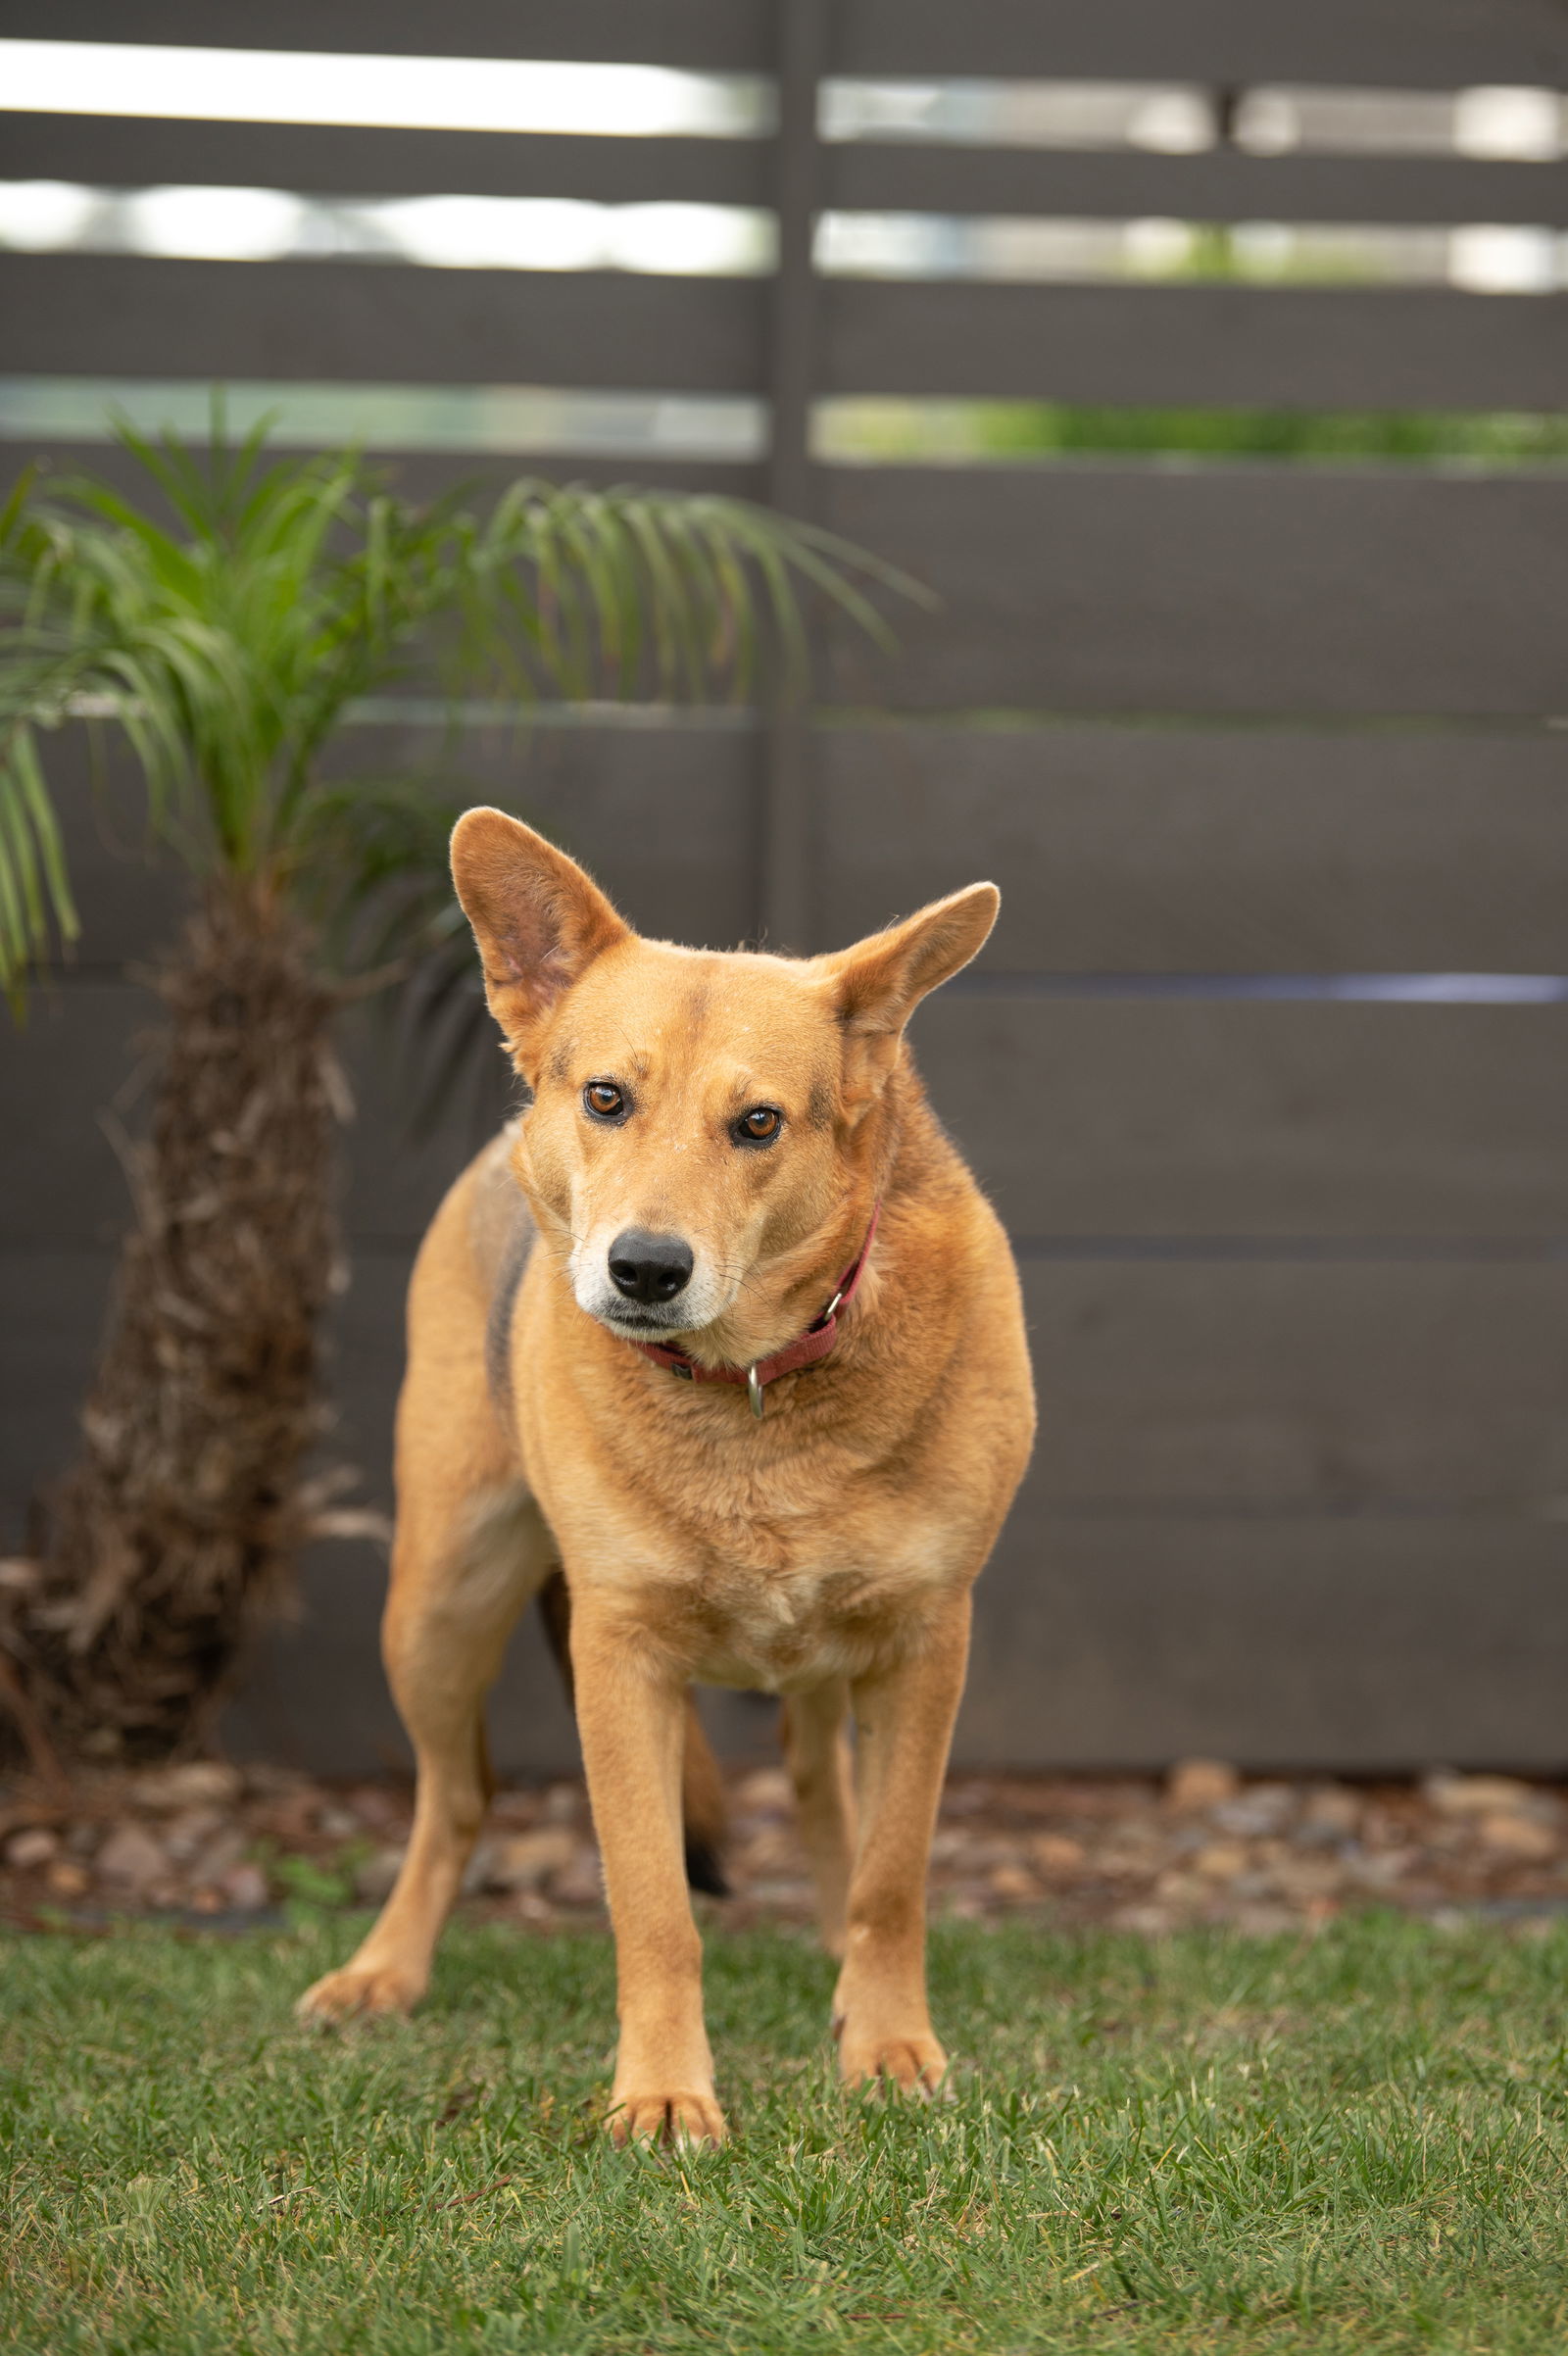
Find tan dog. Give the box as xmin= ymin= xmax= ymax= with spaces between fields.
xmin=300 ymin=810 xmax=1035 ymax=2143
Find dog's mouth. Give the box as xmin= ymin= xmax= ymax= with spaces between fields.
xmin=596 ymin=1302 xmax=691 ymax=1337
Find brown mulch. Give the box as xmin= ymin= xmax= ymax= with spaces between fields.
xmin=4 ymin=1753 xmax=1567 ymax=1937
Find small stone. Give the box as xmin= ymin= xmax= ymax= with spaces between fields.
xmin=1211 ymin=1786 xmax=1293 ymax=1838
xmin=1166 ymin=1759 xmax=1240 ymax=1812
xmin=944 ymin=1891 xmax=987 ymax=1922
xmin=220 ymin=1861 xmax=270 ymax=1911
xmin=318 ymin=1806 xmax=359 ymax=1841
xmin=1426 ymin=1774 xmax=1534 ymax=1819
xmin=1344 ymin=1847 xmax=1413 ymax=1890
xmin=988 ymin=1863 xmax=1041 ymax=1900
xmin=550 ymin=1845 xmax=605 ymax=1908
xmin=160 ymin=1807 xmax=225 ymax=1864
xmin=1194 ymin=1842 xmax=1250 ymax=1884
xmin=189 ymin=1888 xmax=224 ymax=1915
xmin=45 ymin=1859 xmax=90 ymax=1899
xmin=353 ymin=1846 xmax=407 ymax=1905
xmin=351 ymin=1787 xmax=408 ymax=1834
xmin=737 ymin=1827 xmax=797 ymax=1875
xmin=1110 ymin=1902 xmax=1175 ymax=1936
xmin=1299 ymin=1786 xmax=1362 ymax=1839
xmin=6 ymin=1826 xmax=59 ymax=1871
xmin=132 ymin=1762 xmax=243 ymax=1812
xmin=95 ymin=1822 xmax=169 ymax=1891
xmin=1477 ymin=1812 xmax=1557 ymax=1861
xmin=1267 ymin=1856 xmax=1344 ymax=1902
xmin=481 ymin=1827 xmax=576 ymax=1891
xmin=1232 ymin=1904 xmax=1300 ymax=1938
xmin=1030 ymin=1832 xmax=1088 ymax=1878
xmin=734 ymin=1768 xmax=793 ymax=1816
xmin=189 ymin=1830 xmax=247 ymax=1884
xmin=541 ymin=1783 xmax=584 ymax=1826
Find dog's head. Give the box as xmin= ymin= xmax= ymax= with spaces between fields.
xmin=451 ymin=809 xmax=997 ymax=1363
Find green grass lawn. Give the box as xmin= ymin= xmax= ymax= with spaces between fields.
xmin=6 ymin=1912 xmax=1568 ymax=2353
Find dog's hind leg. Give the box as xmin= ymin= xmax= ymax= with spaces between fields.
xmin=781 ymin=1681 xmax=857 ymax=1957
xmin=300 ymin=1206 xmax=549 ymax=2024
xmin=300 ymin=1489 xmax=550 ymax=2025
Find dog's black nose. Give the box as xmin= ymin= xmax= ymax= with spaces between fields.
xmin=608 ymin=1229 xmax=694 ymax=1305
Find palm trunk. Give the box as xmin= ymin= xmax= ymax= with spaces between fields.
xmin=13 ymin=879 xmax=343 ymax=1762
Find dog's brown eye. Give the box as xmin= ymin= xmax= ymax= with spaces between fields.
xmin=584 ymin=1082 xmax=626 ymax=1120
xmin=735 ymin=1104 xmax=781 ymax=1145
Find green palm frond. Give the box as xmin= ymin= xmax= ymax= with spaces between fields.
xmin=0 ymin=407 xmax=926 ymax=1007
xmin=0 ymin=720 xmax=78 ymax=1005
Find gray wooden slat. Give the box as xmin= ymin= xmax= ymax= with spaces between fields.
xmin=24 ymin=0 xmax=1568 ymax=88
xmin=829 ymin=143 xmax=1568 ymax=231
xmin=911 ymin=998 xmax=1568 ymax=1237
xmin=0 ymin=1244 xmax=112 ymax=1551
xmin=0 ymin=253 xmax=764 ymax=391
xmin=956 ymin=1513 xmax=1568 ymax=1770
xmin=839 ymin=0 xmax=1568 ymax=92
xmin=13 ymin=112 xmax=1565 ymax=228
xmin=819 ymin=466 xmax=1568 ymax=718
xmin=12 ymin=264 xmax=1566 ymax=417
xmin=1021 ymin=1260 xmax=1568 ymax=1512
xmin=0 ymin=115 xmax=767 ymax=206
xmin=3 ymin=980 xmax=152 ymax=1249
xmin=825 ymin=280 xmax=1568 ymax=411
xmin=12 ymin=3 xmax=773 ymax=69
xmin=816 ymin=725 xmax=1568 ymax=971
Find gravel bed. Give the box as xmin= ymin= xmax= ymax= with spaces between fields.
xmin=4 ymin=1754 xmax=1567 ymax=1936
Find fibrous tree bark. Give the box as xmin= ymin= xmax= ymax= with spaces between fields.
xmin=8 ymin=881 xmax=344 ymax=1760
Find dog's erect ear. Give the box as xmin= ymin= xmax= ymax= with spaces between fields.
xmin=816 ymin=883 xmax=999 ymax=1109
xmin=451 ymin=808 xmax=630 ymax=1066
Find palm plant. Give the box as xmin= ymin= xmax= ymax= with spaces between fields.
xmin=0 ymin=414 xmax=903 ymax=1763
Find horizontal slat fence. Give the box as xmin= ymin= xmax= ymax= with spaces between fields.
xmin=4 ymin=2 xmax=1568 ymax=1772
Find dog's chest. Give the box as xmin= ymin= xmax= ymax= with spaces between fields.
xmin=671 ymin=1504 xmax=957 ymax=1688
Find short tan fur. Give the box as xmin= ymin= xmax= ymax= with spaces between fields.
xmin=300 ymin=810 xmax=1036 ymax=2145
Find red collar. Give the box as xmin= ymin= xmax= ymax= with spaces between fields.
xmin=630 ymin=1203 xmax=880 ymax=1420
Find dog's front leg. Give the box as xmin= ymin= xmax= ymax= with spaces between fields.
xmin=570 ymin=1594 xmax=726 ymax=2146
xmin=833 ymin=1591 xmax=971 ymax=2095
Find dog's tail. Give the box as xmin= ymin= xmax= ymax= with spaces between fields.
xmin=536 ymin=1568 xmax=729 ymax=1896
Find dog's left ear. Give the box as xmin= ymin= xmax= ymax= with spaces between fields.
xmin=451 ymin=807 xmax=630 ymax=1070
xmin=816 ymin=883 xmax=999 ymax=1109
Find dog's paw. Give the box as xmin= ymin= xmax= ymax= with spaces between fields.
xmin=295 ymin=1961 xmax=423 ymax=2026
xmin=835 ymin=2021 xmax=949 ymax=2096
xmin=608 ymin=2088 xmax=728 ymax=2148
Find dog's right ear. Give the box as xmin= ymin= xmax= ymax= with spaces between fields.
xmin=450 ymin=808 xmax=630 ymax=1068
